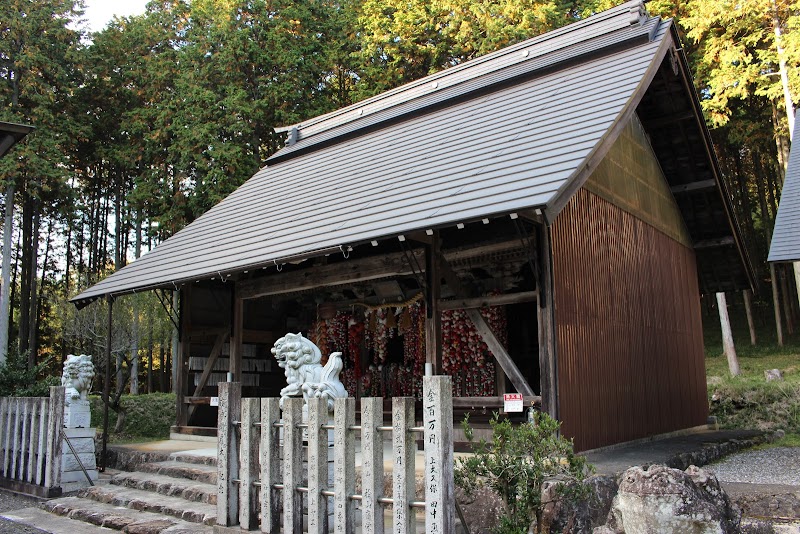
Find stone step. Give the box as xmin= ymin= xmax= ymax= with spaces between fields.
xmin=137 ymin=460 xmax=218 ymax=485
xmin=76 ymin=485 xmax=216 ymax=525
xmin=111 ymin=470 xmax=217 ymax=505
xmin=42 ymin=496 xmax=215 ymax=533
xmin=1 ymin=506 xmax=117 ymax=534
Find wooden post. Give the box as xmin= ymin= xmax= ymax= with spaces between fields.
xmin=423 ymin=376 xmax=454 ymax=534
xmin=538 ymin=224 xmax=558 ymax=420
xmin=716 ymin=293 xmax=740 ymax=376
xmin=392 ymin=397 xmax=415 ymax=534
xmin=44 ymin=386 xmax=64 ymax=490
xmin=361 ymin=397 xmax=384 ymax=534
xmin=771 ymin=263 xmax=784 ymax=347
xmin=35 ymin=397 xmax=46 ymax=485
xmin=743 ymin=289 xmax=756 ymax=346
xmin=216 ymin=381 xmax=240 ymax=527
xmin=780 ymin=265 xmax=795 ymax=335
xmin=238 ymin=398 xmax=259 ymax=529
xmin=101 ymin=296 xmax=114 ymax=470
xmin=425 ymin=233 xmax=442 ymax=374
xmin=308 ymin=398 xmax=329 ymax=534
xmin=176 ymin=287 xmax=190 ymax=427
xmin=259 ymin=398 xmax=280 ymax=533
xmin=1 ymin=397 xmax=9 ymax=475
xmin=334 ymin=397 xmax=355 ymax=534
xmin=283 ymin=398 xmax=303 ymax=534
xmin=230 ymin=285 xmax=243 ymax=382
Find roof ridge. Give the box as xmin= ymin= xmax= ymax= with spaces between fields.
xmin=275 ymin=0 xmax=648 ymax=142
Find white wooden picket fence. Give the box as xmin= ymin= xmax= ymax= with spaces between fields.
xmin=0 ymin=386 xmax=64 ymax=497
xmin=217 ymin=375 xmax=455 ymax=533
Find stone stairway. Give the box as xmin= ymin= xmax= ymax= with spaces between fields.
xmin=1 ymin=449 xmax=218 ymax=534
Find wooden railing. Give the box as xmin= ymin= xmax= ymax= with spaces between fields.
xmin=0 ymin=386 xmax=64 ymax=497
xmin=217 ymin=376 xmax=455 ymax=533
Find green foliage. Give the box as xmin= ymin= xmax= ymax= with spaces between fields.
xmin=0 ymin=350 xmax=60 ymax=397
xmin=89 ymin=393 xmax=176 ymax=441
xmin=456 ymin=411 xmax=592 ymax=534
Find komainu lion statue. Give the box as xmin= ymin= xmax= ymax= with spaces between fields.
xmin=62 ymin=354 xmax=95 ymax=404
xmin=271 ymin=333 xmax=347 ymax=411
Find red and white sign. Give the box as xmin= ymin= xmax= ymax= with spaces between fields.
xmin=503 ymin=393 xmax=524 ymax=413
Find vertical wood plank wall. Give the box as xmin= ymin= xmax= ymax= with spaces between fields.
xmin=552 ymin=188 xmax=707 ymax=451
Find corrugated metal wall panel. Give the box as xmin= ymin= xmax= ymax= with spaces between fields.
xmin=552 ymin=189 xmax=707 ymax=452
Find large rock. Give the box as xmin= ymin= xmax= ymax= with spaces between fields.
xmin=596 ymin=465 xmax=740 ymax=534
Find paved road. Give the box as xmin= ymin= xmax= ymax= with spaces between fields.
xmin=0 ymin=490 xmax=47 ymax=534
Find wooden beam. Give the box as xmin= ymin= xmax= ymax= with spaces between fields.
xmin=439 ymin=291 xmax=538 ymax=311
xmin=670 ymin=179 xmax=716 ymax=194
xmin=237 ymin=239 xmax=525 ymax=300
xmin=425 ymin=232 xmax=443 ymax=374
xmin=436 ymin=251 xmax=536 ymax=397
xmin=537 ymin=225 xmax=558 ymax=420
xmin=771 ymin=263 xmax=784 ymax=347
xmin=230 ymin=285 xmax=243 ymax=382
xmin=188 ymin=331 xmax=230 ymax=419
xmin=466 ymin=309 xmax=535 ymax=397
xmin=451 ymin=395 xmax=541 ymax=409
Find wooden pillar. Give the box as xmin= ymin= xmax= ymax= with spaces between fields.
xmin=743 ymin=289 xmax=756 ymax=346
xmin=537 ymin=225 xmax=558 ymax=420
xmin=780 ymin=265 xmax=795 ymax=335
xmin=361 ymin=397 xmax=384 ymax=534
xmin=425 ymin=232 xmax=442 ymax=375
xmin=238 ymin=398 xmax=259 ymax=530
xmin=333 ymin=397 xmax=355 ymax=534
xmin=716 ymin=292 xmax=740 ymax=376
xmin=100 ymin=296 xmax=114 ymax=470
xmin=176 ymin=287 xmax=190 ymax=427
xmin=259 ymin=398 xmax=280 ymax=532
xmin=308 ymin=398 xmax=329 ymax=534
xmin=283 ymin=398 xmax=303 ymax=534
xmin=392 ymin=397 xmax=415 ymax=534
xmin=230 ymin=284 xmax=243 ymax=382
xmin=44 ymin=386 xmax=64 ymax=490
xmin=771 ymin=263 xmax=784 ymax=347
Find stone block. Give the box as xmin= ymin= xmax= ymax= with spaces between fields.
xmin=64 ymin=400 xmax=91 ymax=428
xmin=62 ymin=452 xmax=97 ymax=472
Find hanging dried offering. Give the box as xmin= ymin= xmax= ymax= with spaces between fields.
xmin=385 ymin=307 xmax=397 ymax=329
xmin=368 ymin=310 xmax=377 ymax=332
xmin=399 ymin=307 xmax=412 ymax=332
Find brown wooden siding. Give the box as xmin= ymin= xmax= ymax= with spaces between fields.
xmin=552 ymin=188 xmax=707 ymax=452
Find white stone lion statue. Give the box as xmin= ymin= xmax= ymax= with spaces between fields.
xmin=61 ymin=354 xmax=95 ymax=404
xmin=271 ymin=333 xmax=347 ymax=411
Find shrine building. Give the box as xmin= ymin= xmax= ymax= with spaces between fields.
xmin=72 ymin=1 xmax=754 ymax=452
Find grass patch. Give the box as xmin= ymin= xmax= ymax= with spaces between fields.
xmin=703 ymin=299 xmax=800 ymax=435
xmin=89 ymin=393 xmax=175 ymax=443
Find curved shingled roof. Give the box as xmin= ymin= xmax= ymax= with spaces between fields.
xmin=71 ymin=1 xmax=750 ymax=306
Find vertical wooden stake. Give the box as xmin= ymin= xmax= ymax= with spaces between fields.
xmin=392 ymin=397 xmax=415 ymax=534
xmin=361 ymin=397 xmax=384 ymax=534
xmin=425 ymin=232 xmax=442 ymax=375
xmin=259 ymin=398 xmax=280 ymax=533
xmin=283 ymin=398 xmax=303 ymax=534
xmin=771 ymin=263 xmax=784 ymax=347
xmin=216 ymin=381 xmax=241 ymax=527
xmin=230 ymin=285 xmax=243 ymax=382
xmin=308 ymin=398 xmax=329 ymax=534
xmin=44 ymin=386 xmax=64 ymax=490
xmin=742 ymin=289 xmax=756 ymax=346
xmin=780 ymin=265 xmax=795 ymax=335
xmin=423 ymin=376 xmax=454 ymax=534
xmin=716 ymin=293 xmax=740 ymax=376
xmin=334 ymin=397 xmax=355 ymax=534
xmin=239 ymin=398 xmax=259 ymax=529
xmin=537 ymin=224 xmax=558 ymax=420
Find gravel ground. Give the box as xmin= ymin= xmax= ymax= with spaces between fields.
xmin=0 ymin=490 xmax=47 ymax=534
xmin=708 ymin=447 xmax=800 ymax=486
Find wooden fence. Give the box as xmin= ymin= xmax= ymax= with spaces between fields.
xmin=217 ymin=375 xmax=454 ymax=533
xmin=0 ymin=386 xmax=64 ymax=497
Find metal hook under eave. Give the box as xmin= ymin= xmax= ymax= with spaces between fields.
xmin=218 ymin=271 xmax=227 ymax=283
xmin=172 ymin=281 xmax=178 ymax=291
xmin=340 ymin=245 xmax=350 ymax=260
xmin=274 ymin=260 xmax=282 ymax=272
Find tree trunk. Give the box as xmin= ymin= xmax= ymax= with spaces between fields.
xmin=18 ymin=192 xmax=32 ymax=359
xmin=717 ymin=292 xmax=740 ymax=376
xmin=771 ymin=263 xmax=784 ymax=346
xmin=0 ymin=184 xmax=14 ymax=365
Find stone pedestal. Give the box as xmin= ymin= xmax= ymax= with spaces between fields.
xmin=61 ymin=401 xmax=98 ymax=492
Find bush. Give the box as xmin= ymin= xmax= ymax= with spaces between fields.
xmin=90 ymin=393 xmax=176 ymax=441
xmin=0 ymin=350 xmax=60 ymax=397
xmin=456 ymin=411 xmax=593 ymax=534
xmin=710 ymin=381 xmax=800 ymax=434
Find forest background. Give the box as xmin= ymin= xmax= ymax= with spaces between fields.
xmin=1 ymin=0 xmax=799 ymax=396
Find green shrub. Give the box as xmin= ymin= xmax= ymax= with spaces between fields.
xmin=0 ymin=350 xmax=60 ymax=397
xmin=456 ymin=411 xmax=593 ymax=534
xmin=90 ymin=393 xmax=176 ymax=441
